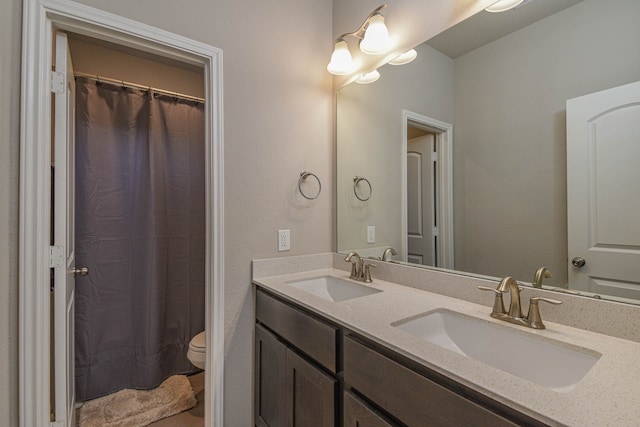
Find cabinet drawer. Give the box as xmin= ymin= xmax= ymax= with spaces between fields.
xmin=344 ymin=336 xmax=520 ymax=427
xmin=256 ymin=289 xmax=338 ymax=373
xmin=343 ymin=391 xmax=396 ymax=427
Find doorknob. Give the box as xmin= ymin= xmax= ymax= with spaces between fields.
xmin=73 ymin=267 xmax=90 ymax=277
xmin=571 ymin=257 xmax=586 ymax=268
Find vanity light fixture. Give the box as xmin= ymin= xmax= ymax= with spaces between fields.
xmin=327 ymin=4 xmax=392 ymax=75
xmin=355 ymin=69 xmax=380 ymax=84
xmin=388 ymin=49 xmax=417 ymax=65
xmin=485 ymin=0 xmax=525 ymax=13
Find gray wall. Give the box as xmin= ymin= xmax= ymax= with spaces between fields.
xmin=1 ymin=0 xmax=334 ymax=425
xmin=337 ymin=43 xmax=454 ymax=258
xmin=453 ymin=0 xmax=640 ymax=284
xmin=0 ymin=0 xmax=21 ymax=423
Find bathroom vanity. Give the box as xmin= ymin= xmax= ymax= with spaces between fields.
xmin=253 ymin=254 xmax=640 ymax=427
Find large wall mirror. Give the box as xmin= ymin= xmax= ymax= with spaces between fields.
xmin=337 ymin=0 xmax=640 ymax=304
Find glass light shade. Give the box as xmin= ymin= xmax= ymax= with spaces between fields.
xmin=359 ymin=14 xmax=391 ymax=55
xmin=355 ymin=69 xmax=380 ymax=84
xmin=327 ymin=40 xmax=356 ymax=75
xmin=485 ymin=0 xmax=525 ymax=12
xmin=388 ymin=49 xmax=417 ymax=65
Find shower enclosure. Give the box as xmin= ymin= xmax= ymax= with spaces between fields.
xmin=73 ymin=77 xmax=206 ymax=401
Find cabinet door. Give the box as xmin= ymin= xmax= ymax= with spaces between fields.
xmin=344 ymin=391 xmax=396 ymax=427
xmin=255 ymin=324 xmax=287 ymax=427
xmin=285 ymin=349 xmax=337 ymax=427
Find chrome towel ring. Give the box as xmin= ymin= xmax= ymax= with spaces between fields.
xmin=353 ymin=176 xmax=372 ymax=201
xmin=298 ymin=171 xmax=322 ymax=200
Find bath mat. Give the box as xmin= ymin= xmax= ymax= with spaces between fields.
xmin=77 ymin=375 xmax=197 ymax=427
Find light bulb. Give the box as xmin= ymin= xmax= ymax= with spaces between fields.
xmin=388 ymin=49 xmax=417 ymax=65
xmin=355 ymin=69 xmax=380 ymax=84
xmin=327 ymin=40 xmax=356 ymax=75
xmin=485 ymin=0 xmax=525 ymax=13
xmin=359 ymin=14 xmax=391 ymax=55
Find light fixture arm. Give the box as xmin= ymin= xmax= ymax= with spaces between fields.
xmin=334 ymin=4 xmax=387 ymax=43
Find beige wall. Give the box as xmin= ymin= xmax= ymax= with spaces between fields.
xmin=68 ymin=36 xmax=205 ymax=98
xmin=337 ymin=43 xmax=454 ymax=259
xmin=2 ymin=0 xmax=333 ymax=425
xmin=453 ymin=0 xmax=640 ymax=284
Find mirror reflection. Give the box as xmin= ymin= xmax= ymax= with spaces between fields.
xmin=336 ymin=0 xmax=640 ymax=304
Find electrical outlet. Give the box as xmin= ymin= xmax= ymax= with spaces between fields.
xmin=367 ymin=226 xmax=375 ymax=243
xmin=278 ymin=229 xmax=290 ymax=251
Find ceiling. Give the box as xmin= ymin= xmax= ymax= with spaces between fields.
xmin=426 ymin=0 xmax=584 ymax=58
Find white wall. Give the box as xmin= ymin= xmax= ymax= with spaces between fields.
xmin=337 ymin=43 xmax=453 ymax=259
xmin=453 ymin=0 xmax=640 ymax=284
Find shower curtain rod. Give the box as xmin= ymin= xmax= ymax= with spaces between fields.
xmin=74 ymin=71 xmax=205 ymax=103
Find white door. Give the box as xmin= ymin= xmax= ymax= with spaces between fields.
xmin=567 ymin=80 xmax=640 ymax=300
xmin=53 ymin=31 xmax=77 ymax=427
xmin=407 ymin=134 xmax=436 ymax=266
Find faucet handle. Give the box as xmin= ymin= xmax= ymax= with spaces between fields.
xmin=362 ymin=262 xmax=377 ymax=283
xmin=526 ymin=297 xmax=562 ymax=329
xmin=478 ymin=286 xmax=506 ymax=315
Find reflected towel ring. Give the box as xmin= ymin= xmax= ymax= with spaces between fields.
xmin=353 ymin=176 xmax=372 ymax=201
xmin=298 ymin=171 xmax=322 ymax=200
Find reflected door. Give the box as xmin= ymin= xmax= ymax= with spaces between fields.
xmin=407 ymin=134 xmax=436 ymax=266
xmin=566 ymin=80 xmax=640 ymax=300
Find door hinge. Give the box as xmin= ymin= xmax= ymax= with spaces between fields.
xmin=431 ymin=152 xmax=438 ymax=162
xmin=50 ymin=245 xmax=64 ymax=268
xmin=51 ymin=71 xmax=65 ymax=94
xmin=50 ymin=421 xmax=64 ymax=427
xmin=432 ymin=227 xmax=440 ymax=237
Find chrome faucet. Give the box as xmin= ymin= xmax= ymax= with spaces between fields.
xmin=382 ymin=247 xmax=397 ymax=261
xmin=479 ymin=276 xmax=562 ymax=329
xmin=532 ymin=266 xmax=552 ymax=288
xmin=344 ymin=252 xmax=376 ymax=283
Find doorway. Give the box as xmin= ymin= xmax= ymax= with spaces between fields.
xmin=19 ymin=2 xmax=224 ymax=426
xmin=54 ymin=32 xmax=207 ymax=420
xmin=401 ymin=110 xmax=454 ymax=269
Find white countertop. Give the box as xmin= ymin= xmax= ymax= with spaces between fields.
xmin=253 ymin=267 xmax=640 ymax=427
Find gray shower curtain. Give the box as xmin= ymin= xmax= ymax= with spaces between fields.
xmin=74 ymin=77 xmax=205 ymax=401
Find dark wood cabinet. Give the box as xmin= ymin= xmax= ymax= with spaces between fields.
xmin=285 ymin=349 xmax=337 ymax=427
xmin=343 ymin=391 xmax=396 ymax=427
xmin=343 ymin=335 xmax=521 ymax=427
xmin=255 ymin=286 xmax=546 ymax=427
xmin=255 ymin=290 xmax=338 ymax=427
xmin=255 ymin=324 xmax=288 ymax=427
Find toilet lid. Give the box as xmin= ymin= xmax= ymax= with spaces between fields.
xmin=190 ymin=331 xmax=206 ymax=350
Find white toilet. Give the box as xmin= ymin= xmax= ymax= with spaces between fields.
xmin=187 ymin=331 xmax=206 ymax=369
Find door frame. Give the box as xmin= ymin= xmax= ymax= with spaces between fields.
xmin=401 ymin=110 xmax=454 ymax=269
xmin=19 ymin=1 xmax=225 ymax=426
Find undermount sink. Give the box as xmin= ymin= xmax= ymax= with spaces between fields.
xmin=393 ymin=309 xmax=601 ymax=392
xmin=286 ymin=275 xmax=381 ymax=302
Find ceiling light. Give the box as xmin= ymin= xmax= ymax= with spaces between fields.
xmin=355 ymin=70 xmax=380 ymax=84
xmin=327 ymin=4 xmax=393 ymax=76
xmin=388 ymin=49 xmax=417 ymax=65
xmin=359 ymin=14 xmax=391 ymax=55
xmin=327 ymin=39 xmax=356 ymax=75
xmin=485 ymin=0 xmax=525 ymax=12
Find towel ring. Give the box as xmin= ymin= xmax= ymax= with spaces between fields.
xmin=353 ymin=176 xmax=372 ymax=201
xmin=298 ymin=171 xmax=322 ymax=200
